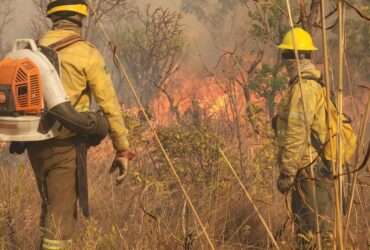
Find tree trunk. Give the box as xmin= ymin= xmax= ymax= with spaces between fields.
xmin=308 ymin=0 xmax=321 ymax=32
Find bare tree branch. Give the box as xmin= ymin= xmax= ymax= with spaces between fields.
xmin=118 ymin=6 xmax=184 ymax=117
xmin=344 ymin=0 xmax=370 ymax=21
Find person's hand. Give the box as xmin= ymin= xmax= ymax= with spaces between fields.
xmin=110 ymin=150 xmax=135 ymax=185
xmin=0 ymin=142 xmax=8 ymax=151
xmin=277 ymin=173 xmax=295 ymax=194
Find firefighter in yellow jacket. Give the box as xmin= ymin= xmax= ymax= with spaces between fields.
xmin=275 ymin=28 xmax=333 ymax=249
xmin=26 ymin=1 xmax=133 ymax=249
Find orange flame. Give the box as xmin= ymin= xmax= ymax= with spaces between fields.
xmin=150 ymin=72 xmax=264 ymax=125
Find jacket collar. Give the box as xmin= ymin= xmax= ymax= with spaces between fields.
xmin=284 ymin=59 xmax=322 ymax=85
xmin=53 ymin=20 xmax=81 ymax=35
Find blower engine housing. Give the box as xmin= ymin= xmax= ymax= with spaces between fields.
xmin=0 ymin=58 xmax=43 ymax=116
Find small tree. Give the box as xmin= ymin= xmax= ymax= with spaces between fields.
xmin=84 ymin=0 xmax=128 ymax=41
xmin=248 ymin=64 xmax=287 ymax=119
xmin=118 ymin=6 xmax=185 ymax=117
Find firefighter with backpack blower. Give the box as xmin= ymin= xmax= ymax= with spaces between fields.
xmin=0 ymin=1 xmax=134 ymax=249
xmin=274 ymin=27 xmax=356 ymax=249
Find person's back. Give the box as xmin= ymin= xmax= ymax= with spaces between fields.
xmin=40 ymin=27 xmax=94 ymax=113
xmin=39 ymin=23 xmax=129 ymax=150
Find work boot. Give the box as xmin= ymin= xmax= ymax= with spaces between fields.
xmin=41 ymin=238 xmax=72 ymax=250
xmin=321 ymin=232 xmax=333 ymax=250
xmin=295 ymin=233 xmax=333 ymax=250
xmin=296 ymin=232 xmax=315 ymax=250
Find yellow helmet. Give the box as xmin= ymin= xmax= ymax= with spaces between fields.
xmin=47 ymin=0 xmax=89 ymax=17
xmin=278 ymin=27 xmax=318 ymax=51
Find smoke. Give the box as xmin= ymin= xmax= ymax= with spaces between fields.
xmin=4 ymin=0 xmax=36 ymax=42
xmin=125 ymin=0 xmax=254 ymax=74
xmin=4 ymin=0 xmax=252 ymax=71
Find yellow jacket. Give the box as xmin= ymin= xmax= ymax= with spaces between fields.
xmin=39 ymin=26 xmax=129 ymax=151
xmin=276 ymin=60 xmax=328 ymax=176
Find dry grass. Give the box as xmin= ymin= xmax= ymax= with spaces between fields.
xmin=0 ymin=117 xmax=369 ymax=250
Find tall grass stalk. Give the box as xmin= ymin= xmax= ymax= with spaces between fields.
xmin=335 ymin=1 xmax=345 ymax=249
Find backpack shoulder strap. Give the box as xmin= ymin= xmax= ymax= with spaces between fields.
xmin=289 ymin=74 xmax=324 ymax=87
xmin=48 ymin=34 xmax=83 ymax=52
xmin=38 ymin=35 xmax=83 ymax=74
xmin=302 ymin=74 xmax=325 ymax=87
xmin=44 ymin=35 xmax=88 ymax=108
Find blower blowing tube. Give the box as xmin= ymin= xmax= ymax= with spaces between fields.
xmin=48 ymin=102 xmax=109 ymax=142
xmin=10 ymin=103 xmax=109 ymax=154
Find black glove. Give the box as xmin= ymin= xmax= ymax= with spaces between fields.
xmin=277 ymin=173 xmax=295 ymax=194
xmin=9 ymin=142 xmax=27 ymax=154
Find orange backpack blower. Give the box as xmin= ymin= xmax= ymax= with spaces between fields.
xmin=0 ymin=38 xmax=108 ymax=143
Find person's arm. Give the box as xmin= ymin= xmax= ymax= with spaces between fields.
xmin=85 ymin=48 xmax=129 ymax=152
xmin=280 ymin=81 xmax=318 ymax=177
